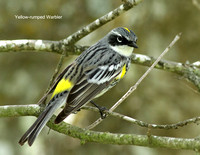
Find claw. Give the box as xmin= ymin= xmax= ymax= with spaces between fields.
xmin=90 ymin=101 xmax=107 ymax=119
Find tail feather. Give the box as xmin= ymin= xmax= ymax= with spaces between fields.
xmin=19 ymin=107 xmax=51 ymax=146
xmin=19 ymin=96 xmax=66 ymax=146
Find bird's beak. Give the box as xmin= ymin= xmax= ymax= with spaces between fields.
xmin=129 ymin=41 xmax=138 ymax=48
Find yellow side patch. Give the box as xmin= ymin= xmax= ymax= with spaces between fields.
xmin=51 ymin=78 xmax=73 ymax=99
xmin=116 ymin=64 xmax=126 ymax=80
xmin=123 ymin=27 xmax=130 ymax=33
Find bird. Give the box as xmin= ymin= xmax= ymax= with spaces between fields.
xmin=18 ymin=27 xmax=138 ymax=146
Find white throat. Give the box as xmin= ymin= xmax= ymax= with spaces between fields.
xmin=110 ymin=45 xmax=134 ymax=57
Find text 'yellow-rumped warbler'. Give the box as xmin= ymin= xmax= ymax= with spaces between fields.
xmin=19 ymin=27 xmax=138 ymax=146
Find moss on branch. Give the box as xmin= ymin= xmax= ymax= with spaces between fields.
xmin=1 ymin=104 xmax=200 ymax=150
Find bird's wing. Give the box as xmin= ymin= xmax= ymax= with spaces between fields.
xmin=54 ymin=63 xmax=124 ymax=124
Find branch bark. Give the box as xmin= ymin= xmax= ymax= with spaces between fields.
xmin=0 ymin=40 xmax=88 ymax=55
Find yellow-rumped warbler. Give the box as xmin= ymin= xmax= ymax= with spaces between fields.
xmin=19 ymin=27 xmax=138 ymax=146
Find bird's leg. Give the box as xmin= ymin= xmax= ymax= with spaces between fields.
xmin=90 ymin=100 xmax=107 ymax=119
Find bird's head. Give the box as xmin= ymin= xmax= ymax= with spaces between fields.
xmin=107 ymin=27 xmax=138 ymax=57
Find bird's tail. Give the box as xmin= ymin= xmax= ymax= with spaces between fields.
xmin=19 ymin=96 xmax=66 ymax=146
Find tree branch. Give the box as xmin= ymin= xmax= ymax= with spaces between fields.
xmin=0 ymin=0 xmax=143 ymax=55
xmin=132 ymin=53 xmax=200 ymax=91
xmin=61 ymin=0 xmax=143 ymax=45
xmin=0 ymin=39 xmax=88 ymax=55
xmin=1 ymin=104 xmax=200 ymax=150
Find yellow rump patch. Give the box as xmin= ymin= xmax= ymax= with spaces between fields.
xmin=51 ymin=78 xmax=73 ymax=99
xmin=116 ymin=64 xmax=126 ymax=80
xmin=123 ymin=27 xmax=130 ymax=33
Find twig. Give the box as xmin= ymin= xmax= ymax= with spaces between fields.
xmin=86 ymin=33 xmax=182 ymax=130
xmin=82 ymin=106 xmax=200 ymax=129
xmin=45 ymin=54 xmax=65 ymax=92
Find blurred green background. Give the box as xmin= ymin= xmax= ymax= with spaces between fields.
xmin=0 ymin=0 xmax=200 ymax=155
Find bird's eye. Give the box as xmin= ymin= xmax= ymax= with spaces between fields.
xmin=117 ymin=36 xmax=123 ymax=43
